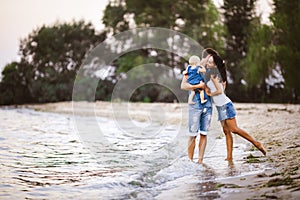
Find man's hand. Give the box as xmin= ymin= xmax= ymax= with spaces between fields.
xmin=196 ymin=81 xmax=205 ymax=89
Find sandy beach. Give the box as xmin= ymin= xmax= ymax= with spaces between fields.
xmin=19 ymin=101 xmax=300 ymax=199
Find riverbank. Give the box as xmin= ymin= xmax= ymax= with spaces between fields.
xmin=16 ymin=101 xmax=300 ymax=199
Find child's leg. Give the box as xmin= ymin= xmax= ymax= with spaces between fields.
xmin=200 ymin=90 xmax=207 ymax=104
xmin=188 ymin=90 xmax=196 ymax=104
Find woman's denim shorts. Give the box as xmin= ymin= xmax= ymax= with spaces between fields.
xmin=216 ymin=102 xmax=236 ymax=121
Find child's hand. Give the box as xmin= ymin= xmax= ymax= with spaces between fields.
xmin=182 ymin=70 xmax=188 ymax=75
xmin=198 ymin=66 xmax=206 ymax=73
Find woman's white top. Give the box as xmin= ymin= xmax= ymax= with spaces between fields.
xmin=206 ymin=79 xmax=231 ymax=106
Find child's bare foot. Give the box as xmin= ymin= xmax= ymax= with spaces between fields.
xmin=255 ymin=142 xmax=267 ymax=156
xmin=188 ymin=101 xmax=196 ymax=105
xmin=201 ymin=99 xmax=207 ymax=104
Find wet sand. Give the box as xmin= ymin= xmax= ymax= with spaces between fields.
xmin=20 ymin=101 xmax=300 ymax=199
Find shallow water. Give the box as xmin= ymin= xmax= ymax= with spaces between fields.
xmin=0 ymin=107 xmax=265 ymax=199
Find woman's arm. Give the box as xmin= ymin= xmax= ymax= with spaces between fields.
xmin=208 ymin=76 xmax=222 ymax=96
xmin=181 ymin=74 xmax=205 ymax=90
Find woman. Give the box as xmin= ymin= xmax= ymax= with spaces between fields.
xmin=205 ymin=54 xmax=266 ymax=161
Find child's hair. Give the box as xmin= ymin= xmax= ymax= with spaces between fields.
xmin=188 ymin=55 xmax=201 ymax=65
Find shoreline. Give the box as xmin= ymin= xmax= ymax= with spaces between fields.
xmin=3 ymin=101 xmax=300 ymax=199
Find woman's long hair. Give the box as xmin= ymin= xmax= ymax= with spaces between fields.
xmin=212 ymin=54 xmax=227 ymax=83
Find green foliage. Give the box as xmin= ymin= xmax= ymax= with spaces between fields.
xmin=272 ymin=0 xmax=300 ymax=102
xmin=103 ymin=0 xmax=225 ymax=49
xmin=222 ymin=0 xmax=256 ymax=100
xmin=0 ymin=62 xmax=31 ymax=104
xmin=0 ymin=21 xmax=105 ymax=104
xmin=1 ymin=1 xmax=299 ymax=104
xmin=102 ymin=0 xmax=225 ymax=102
xmin=240 ymin=20 xmax=277 ymax=102
xmin=242 ymin=23 xmax=274 ymax=87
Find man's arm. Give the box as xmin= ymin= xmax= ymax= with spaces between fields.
xmin=181 ymin=74 xmax=205 ymax=91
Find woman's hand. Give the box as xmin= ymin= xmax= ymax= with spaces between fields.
xmin=210 ymin=74 xmax=220 ymax=82
xmin=205 ymin=86 xmax=211 ymax=96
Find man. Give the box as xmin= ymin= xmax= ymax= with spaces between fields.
xmin=180 ymin=49 xmax=217 ymax=163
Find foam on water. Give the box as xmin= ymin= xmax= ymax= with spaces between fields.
xmin=0 ymin=108 xmax=266 ymax=199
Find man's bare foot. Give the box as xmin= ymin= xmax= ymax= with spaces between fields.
xmin=255 ymin=142 xmax=267 ymax=156
xmin=201 ymin=99 xmax=207 ymax=104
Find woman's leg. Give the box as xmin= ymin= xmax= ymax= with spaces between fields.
xmin=198 ymin=134 xmax=207 ymax=164
xmin=225 ymin=118 xmax=266 ymax=155
xmin=188 ymin=136 xmax=196 ymax=161
xmin=221 ymin=121 xmax=233 ymax=160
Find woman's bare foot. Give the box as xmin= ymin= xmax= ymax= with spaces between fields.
xmin=227 ymin=160 xmax=234 ymax=167
xmin=255 ymin=142 xmax=267 ymax=156
xmin=225 ymin=157 xmax=233 ymax=161
xmin=197 ymin=158 xmax=203 ymax=164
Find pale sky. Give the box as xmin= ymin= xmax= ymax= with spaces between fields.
xmin=0 ymin=0 xmax=109 ymax=72
xmin=0 ymin=0 xmax=273 ymax=74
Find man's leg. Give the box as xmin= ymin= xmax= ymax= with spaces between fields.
xmin=188 ymin=136 xmax=196 ymax=161
xmin=198 ymin=134 xmax=207 ymax=164
xmin=198 ymin=106 xmax=212 ymax=164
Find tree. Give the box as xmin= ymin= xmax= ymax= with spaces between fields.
xmin=240 ymin=19 xmax=276 ymax=102
xmin=103 ymin=0 xmax=224 ymax=51
xmin=0 ymin=20 xmax=106 ymax=105
xmin=271 ymin=0 xmax=300 ymax=102
xmin=102 ymin=0 xmax=225 ymax=102
xmin=222 ymin=0 xmax=256 ymax=100
xmin=0 ymin=62 xmax=32 ymax=104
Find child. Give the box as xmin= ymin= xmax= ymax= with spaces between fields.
xmin=183 ymin=55 xmax=207 ymax=104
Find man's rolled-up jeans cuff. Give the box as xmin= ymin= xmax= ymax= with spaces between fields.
xmin=199 ymin=131 xmax=207 ymax=136
xmin=188 ymin=130 xmax=207 ymax=136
